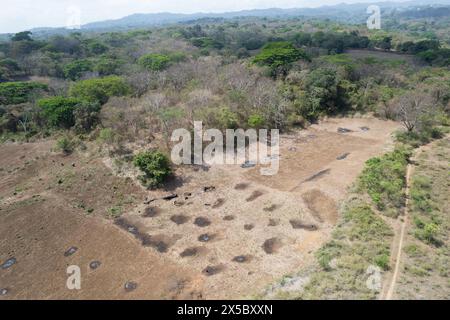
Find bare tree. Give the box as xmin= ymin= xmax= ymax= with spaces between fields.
xmin=395 ymin=91 xmax=434 ymax=132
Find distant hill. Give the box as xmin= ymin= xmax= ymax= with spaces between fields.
xmin=2 ymin=0 xmax=450 ymax=39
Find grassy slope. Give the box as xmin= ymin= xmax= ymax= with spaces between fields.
xmin=395 ymin=137 xmax=450 ymax=299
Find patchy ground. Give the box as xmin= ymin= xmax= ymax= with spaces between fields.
xmin=0 ymin=117 xmax=399 ymax=299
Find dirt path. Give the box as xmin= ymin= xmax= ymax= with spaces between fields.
xmin=383 ymin=162 xmax=413 ymax=300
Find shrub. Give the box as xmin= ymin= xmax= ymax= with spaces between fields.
xmin=396 ymin=127 xmax=444 ymax=148
xmin=359 ymin=148 xmax=411 ymax=216
xmin=98 ymin=128 xmax=116 ymax=144
xmin=133 ymin=151 xmax=172 ymax=189
xmin=247 ymin=114 xmax=266 ymax=128
xmin=216 ymin=107 xmax=239 ymax=129
xmin=0 ymin=81 xmax=48 ymax=105
xmin=73 ymin=101 xmax=101 ymax=133
xmin=56 ymin=136 xmax=74 ymax=154
xmin=415 ymin=223 xmax=440 ymax=245
xmin=69 ymin=76 xmax=130 ymax=104
xmin=138 ymin=53 xmax=171 ymax=71
xmin=38 ymin=96 xmax=83 ymax=128
xmin=374 ymin=254 xmax=390 ymax=271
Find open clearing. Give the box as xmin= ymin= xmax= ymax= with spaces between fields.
xmin=0 ymin=117 xmax=399 ymax=299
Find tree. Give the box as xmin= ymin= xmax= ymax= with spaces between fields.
xmin=395 ymin=92 xmax=433 ymax=132
xmin=133 ymin=151 xmax=172 ymax=188
xmin=11 ymin=31 xmax=33 ymax=42
xmin=69 ymin=76 xmax=130 ymax=104
xmin=87 ymin=41 xmax=109 ymax=55
xmin=138 ymin=53 xmax=171 ymax=71
xmin=63 ymin=59 xmax=93 ymax=80
xmin=38 ymin=96 xmax=83 ymax=128
xmin=298 ymin=68 xmax=343 ymax=121
xmin=0 ymin=81 xmax=48 ymax=105
xmin=253 ymin=42 xmax=309 ymax=77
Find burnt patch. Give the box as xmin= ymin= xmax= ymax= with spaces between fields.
xmin=115 ymin=218 xmax=171 ymax=252
xmin=180 ymin=247 xmax=199 ymax=258
xmin=212 ymin=198 xmax=225 ymax=209
xmin=202 ymin=265 xmax=224 ymax=276
xmin=223 ymin=215 xmax=235 ymax=221
xmin=303 ymin=169 xmax=331 ymax=183
xmin=244 ymin=224 xmax=255 ymax=231
xmin=174 ymin=200 xmax=185 ymax=207
xmin=246 ymin=190 xmax=264 ymax=202
xmin=89 ymin=261 xmax=101 ymax=270
xmin=170 ymin=214 xmax=189 ymax=225
xmin=198 ymin=233 xmax=214 ymax=242
xmin=64 ymin=247 xmax=78 ymax=257
xmin=203 ymin=186 xmax=216 ymax=192
xmin=268 ymin=219 xmax=280 ymax=227
xmin=194 ymin=217 xmax=211 ymax=227
xmin=124 ymin=281 xmax=138 ymax=292
xmin=263 ymin=204 xmax=279 ymax=212
xmin=336 ymin=153 xmax=350 ymax=160
xmin=289 ymin=220 xmax=319 ymax=231
xmin=337 ymin=127 xmax=353 ymax=133
xmin=142 ymin=207 xmax=161 ymax=218
xmin=263 ymin=238 xmax=282 ymax=254
xmin=241 ymin=161 xmax=256 ymax=169
xmin=232 ymin=255 xmax=252 ymax=263
xmin=1 ymin=258 xmax=16 ymax=269
xmin=141 ymin=235 xmax=170 ymax=253
xmin=162 ymin=194 xmax=178 ymax=201
xmin=234 ymin=183 xmax=250 ymax=190
xmin=115 ymin=218 xmax=139 ymax=235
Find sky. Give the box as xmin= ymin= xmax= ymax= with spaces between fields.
xmin=0 ymin=0 xmax=411 ymax=33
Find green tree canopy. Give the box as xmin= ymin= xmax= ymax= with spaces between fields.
xmin=253 ymin=41 xmax=309 ymax=76
xmin=38 ymin=96 xmax=83 ymax=128
xmin=138 ymin=53 xmax=171 ymax=71
xmin=69 ymin=76 xmax=130 ymax=104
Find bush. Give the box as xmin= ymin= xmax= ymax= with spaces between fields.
xmin=247 ymin=114 xmax=266 ymax=128
xmin=138 ymin=53 xmax=171 ymax=71
xmin=216 ymin=107 xmax=239 ymax=129
xmin=38 ymin=96 xmax=83 ymax=128
xmin=73 ymin=101 xmax=101 ymax=133
xmin=56 ymin=136 xmax=74 ymax=154
xmin=69 ymin=76 xmax=130 ymax=104
xmin=396 ymin=127 xmax=444 ymax=148
xmin=374 ymin=254 xmax=390 ymax=271
xmin=98 ymin=128 xmax=116 ymax=144
xmin=359 ymin=147 xmax=411 ymax=216
xmin=0 ymin=81 xmax=48 ymax=105
xmin=133 ymin=151 xmax=172 ymax=189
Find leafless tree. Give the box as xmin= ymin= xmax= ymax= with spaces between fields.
xmin=395 ymin=91 xmax=434 ymax=132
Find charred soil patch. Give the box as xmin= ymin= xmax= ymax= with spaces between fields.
xmin=289 ymin=220 xmax=319 ymax=231
xmin=263 ymin=238 xmax=282 ymax=254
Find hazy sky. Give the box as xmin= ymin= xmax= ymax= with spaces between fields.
xmin=1 ymin=0 xmax=409 ymax=33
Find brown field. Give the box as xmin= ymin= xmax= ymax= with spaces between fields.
xmin=0 ymin=117 xmax=400 ymax=299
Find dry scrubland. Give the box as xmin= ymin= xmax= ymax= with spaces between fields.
xmin=1 ymin=117 xmax=402 ymax=299
xmin=1 ymin=7 xmax=450 ymax=299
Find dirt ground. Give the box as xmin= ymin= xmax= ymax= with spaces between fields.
xmin=0 ymin=117 xmax=400 ymax=300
